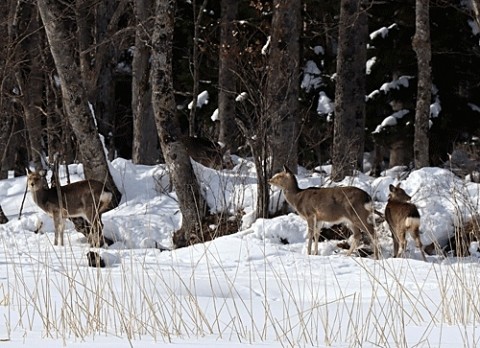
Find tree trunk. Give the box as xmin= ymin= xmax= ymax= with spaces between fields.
xmin=218 ymin=0 xmax=239 ymax=151
xmin=331 ymin=0 xmax=368 ymax=181
xmin=412 ymin=0 xmax=431 ymax=169
xmin=471 ymin=0 xmax=480 ymax=29
xmin=267 ymin=0 xmax=301 ymax=175
xmin=37 ymin=0 xmax=121 ymax=206
xmin=189 ymin=0 xmax=208 ymax=137
xmin=76 ymin=0 xmax=128 ymax=161
xmin=132 ymin=0 xmax=159 ymax=165
xmin=151 ymin=0 xmax=207 ymax=248
xmin=9 ymin=1 xmax=44 ymax=169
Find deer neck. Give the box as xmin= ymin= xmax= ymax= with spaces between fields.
xmin=31 ymin=186 xmax=54 ymax=207
xmin=281 ymin=177 xmax=302 ymax=204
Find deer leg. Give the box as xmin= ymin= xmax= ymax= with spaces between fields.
xmin=411 ymin=227 xmax=427 ymax=261
xmin=306 ymin=218 xmax=314 ymax=255
xmin=53 ymin=213 xmax=64 ymax=246
xmin=364 ymin=220 xmax=378 ymax=260
xmin=347 ymin=226 xmax=362 ymax=256
xmin=397 ymin=228 xmax=407 ymax=258
xmin=313 ymin=217 xmax=320 ymax=256
xmin=392 ymin=231 xmax=400 ymax=258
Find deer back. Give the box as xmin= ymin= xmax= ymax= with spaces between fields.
xmin=182 ymin=136 xmax=233 ymax=169
xmin=385 ymin=184 xmax=420 ymax=227
xmin=269 ymin=168 xmax=372 ymax=223
xmin=28 ymin=171 xmax=111 ymax=219
xmin=292 ymin=186 xmax=372 ymax=222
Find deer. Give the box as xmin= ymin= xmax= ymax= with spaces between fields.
xmin=268 ymin=165 xmax=379 ymax=258
xmin=26 ymin=169 xmax=113 ymax=247
xmin=182 ymin=136 xmax=233 ymax=170
xmin=384 ymin=183 xmax=426 ymax=261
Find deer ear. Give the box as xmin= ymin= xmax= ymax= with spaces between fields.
xmin=38 ymin=169 xmax=46 ymax=177
xmin=283 ymin=165 xmax=292 ymax=174
xmin=26 ymin=167 xmax=31 ymax=175
xmin=389 ymin=184 xmax=395 ymax=191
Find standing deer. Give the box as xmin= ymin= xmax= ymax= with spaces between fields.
xmin=26 ymin=169 xmax=112 ymax=247
xmin=269 ymin=166 xmax=379 ymax=258
xmin=385 ymin=183 xmax=426 ymax=261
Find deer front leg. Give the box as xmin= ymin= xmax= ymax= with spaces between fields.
xmin=313 ymin=216 xmax=320 ymax=256
xmin=53 ymin=213 xmax=65 ymax=246
xmin=306 ymin=218 xmax=314 ymax=255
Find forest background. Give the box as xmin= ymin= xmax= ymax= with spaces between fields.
xmin=0 ymin=0 xmax=479 ymax=245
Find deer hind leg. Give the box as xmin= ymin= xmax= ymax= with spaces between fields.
xmin=410 ymin=226 xmax=427 ymax=261
xmin=346 ymin=225 xmax=362 ymax=256
xmin=396 ymin=227 xmax=407 ymax=258
xmin=391 ymin=227 xmax=400 ymax=258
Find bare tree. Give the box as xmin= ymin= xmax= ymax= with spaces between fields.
xmin=218 ymin=0 xmax=239 ymax=151
xmin=331 ymin=0 xmax=368 ymax=181
xmin=75 ymin=0 xmax=130 ymax=160
xmin=150 ymin=0 xmax=207 ymax=248
xmin=37 ymin=0 xmax=121 ymax=205
xmin=266 ymin=0 xmax=301 ymax=175
xmin=412 ymin=0 xmax=431 ymax=169
xmin=8 ymin=1 xmax=44 ymax=169
xmin=132 ymin=0 xmax=159 ymax=164
xmin=188 ymin=0 xmax=208 ymax=136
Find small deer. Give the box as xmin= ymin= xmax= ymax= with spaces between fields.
xmin=26 ymin=169 xmax=112 ymax=247
xmin=269 ymin=166 xmax=378 ymax=258
xmin=385 ymin=184 xmax=426 ymax=261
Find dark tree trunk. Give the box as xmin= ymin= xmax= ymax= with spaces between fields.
xmin=150 ymin=0 xmax=207 ymax=248
xmin=132 ymin=0 xmax=159 ymax=165
xmin=37 ymin=0 xmax=121 ymax=206
xmin=331 ymin=0 xmax=368 ymax=181
xmin=267 ymin=0 xmax=301 ymax=175
xmin=9 ymin=1 xmax=44 ymax=169
xmin=218 ymin=0 xmax=239 ymax=151
xmin=189 ymin=0 xmax=208 ymax=137
xmin=413 ymin=0 xmax=431 ymax=169
xmin=76 ymin=0 xmax=128 ymax=161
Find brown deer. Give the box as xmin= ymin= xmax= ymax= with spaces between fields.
xmin=268 ymin=166 xmax=379 ymax=258
xmin=182 ymin=136 xmax=233 ymax=170
xmin=385 ymin=184 xmax=426 ymax=261
xmin=26 ymin=169 xmax=112 ymax=247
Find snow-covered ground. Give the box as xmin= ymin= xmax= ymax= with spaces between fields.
xmin=1 ymin=157 xmax=480 ymax=347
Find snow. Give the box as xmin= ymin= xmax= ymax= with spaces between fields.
xmin=317 ymin=91 xmax=334 ymax=119
xmin=379 ymin=75 xmax=413 ymax=93
xmin=301 ymin=60 xmax=322 ymax=92
xmin=372 ymin=109 xmax=410 ymax=133
xmin=235 ymin=92 xmax=247 ymax=102
xmin=2 ymin=158 xmax=480 ymax=347
xmin=188 ymin=90 xmax=209 ymax=110
xmin=366 ymin=56 xmax=376 ymax=75
xmin=369 ymin=23 xmax=397 ymax=40
xmin=469 ymin=102 xmax=480 ymax=113
xmin=210 ymin=108 xmax=219 ymax=122
xmin=261 ymin=36 xmax=271 ymax=55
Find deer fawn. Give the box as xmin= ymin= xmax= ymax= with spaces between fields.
xmin=269 ymin=166 xmax=379 ymax=258
xmin=26 ymin=169 xmax=112 ymax=247
xmin=385 ymin=184 xmax=426 ymax=261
